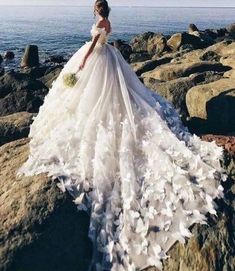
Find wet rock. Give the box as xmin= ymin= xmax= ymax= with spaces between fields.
xmin=0 ymin=111 xmax=35 ymax=146
xmin=0 ymin=71 xmax=48 ymax=116
xmin=39 ymin=65 xmax=63 ymax=89
xmin=0 ymin=54 xmax=3 ymax=64
xmin=45 ymin=55 xmax=67 ymax=64
xmin=4 ymin=51 xmax=15 ymax=60
xmin=0 ymin=138 xmax=92 ymax=271
xmin=0 ymin=67 xmax=4 ymax=77
xmin=21 ymin=45 xmax=39 ymax=68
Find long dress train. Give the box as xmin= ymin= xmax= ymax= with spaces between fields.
xmin=16 ymin=23 xmax=228 ymax=271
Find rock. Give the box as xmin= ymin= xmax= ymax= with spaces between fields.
xmin=45 ymin=55 xmax=67 ymax=64
xmin=179 ymin=44 xmax=195 ymax=52
xmin=130 ymin=32 xmax=155 ymax=52
xmin=186 ymin=78 xmax=235 ymax=133
xmin=113 ymin=40 xmax=132 ymax=61
xmin=205 ymin=40 xmax=235 ymax=57
xmin=147 ymin=34 xmax=168 ymax=55
xmin=167 ymin=32 xmax=205 ymax=51
xmin=226 ymin=23 xmax=235 ymax=37
xmin=0 ymin=71 xmax=48 ymax=116
xmin=0 ymin=138 xmax=92 ymax=271
xmin=220 ymin=56 xmax=235 ymax=69
xmin=4 ymin=51 xmax=15 ymax=60
xmin=0 ymin=54 xmax=3 ymax=64
xmin=143 ymin=71 xmax=223 ymax=120
xmin=200 ymin=51 xmax=221 ymax=62
xmin=0 ymin=67 xmax=4 ymax=77
xmin=129 ymin=52 xmax=152 ymax=63
xmin=21 ymin=66 xmax=52 ymax=79
xmin=131 ymin=57 xmax=172 ymax=76
xmin=143 ymin=76 xmax=196 ymax=119
xmin=188 ymin=24 xmax=199 ymax=34
xmin=21 ymin=45 xmax=39 ymax=68
xmin=21 ymin=65 xmax=63 ymax=83
xmin=0 ymin=112 xmax=35 ymax=146
xmin=142 ymin=61 xmax=230 ymax=82
xmin=39 ymin=65 xmax=63 ymax=89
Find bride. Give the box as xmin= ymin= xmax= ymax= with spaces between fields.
xmin=17 ymin=1 xmax=228 ymax=270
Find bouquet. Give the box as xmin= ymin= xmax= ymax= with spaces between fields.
xmin=63 ymin=72 xmax=79 ymax=88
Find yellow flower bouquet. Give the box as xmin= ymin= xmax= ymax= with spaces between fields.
xmin=63 ymin=72 xmax=79 ymax=88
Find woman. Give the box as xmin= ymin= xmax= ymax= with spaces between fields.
xmin=16 ymin=1 xmax=228 ymax=270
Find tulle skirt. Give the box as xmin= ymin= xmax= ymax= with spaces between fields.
xmin=16 ymin=41 xmax=227 ymax=271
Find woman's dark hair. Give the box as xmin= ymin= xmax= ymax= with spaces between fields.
xmin=94 ymin=0 xmax=111 ymax=19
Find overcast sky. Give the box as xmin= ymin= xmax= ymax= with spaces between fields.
xmin=0 ymin=0 xmax=235 ymax=7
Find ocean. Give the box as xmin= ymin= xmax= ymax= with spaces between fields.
xmin=0 ymin=6 xmax=235 ymax=68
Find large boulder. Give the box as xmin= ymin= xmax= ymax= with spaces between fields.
xmin=1 ymin=137 xmax=234 ymax=271
xmin=143 ymin=76 xmax=196 ymax=119
xmin=131 ymin=57 xmax=172 ymax=76
xmin=21 ymin=45 xmax=39 ymax=68
xmin=0 ymin=112 xmax=35 ymax=146
xmin=205 ymin=40 xmax=235 ymax=57
xmin=142 ymin=61 xmax=230 ymax=81
xmin=129 ymin=52 xmax=152 ymax=63
xmin=0 ymin=138 xmax=92 ymax=271
xmin=147 ymin=34 xmax=168 ymax=55
xmin=188 ymin=24 xmax=199 ymax=34
xmin=0 ymin=54 xmax=3 ymax=64
xmin=113 ymin=39 xmax=132 ymax=61
xmin=143 ymin=71 xmax=223 ymax=120
xmin=186 ymin=78 xmax=235 ymax=134
xmin=167 ymin=32 xmax=205 ymax=51
xmin=0 ymin=71 xmax=48 ymax=116
xmin=39 ymin=65 xmax=63 ymax=89
xmin=130 ymin=32 xmax=155 ymax=52
xmin=226 ymin=23 xmax=235 ymax=38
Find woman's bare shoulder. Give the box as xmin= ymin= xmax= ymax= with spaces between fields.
xmin=97 ymin=19 xmax=111 ymax=33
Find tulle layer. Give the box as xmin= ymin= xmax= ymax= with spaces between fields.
xmin=16 ymin=41 xmax=227 ymax=271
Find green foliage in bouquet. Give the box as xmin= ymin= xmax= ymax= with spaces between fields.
xmin=63 ymin=73 xmax=78 ymax=88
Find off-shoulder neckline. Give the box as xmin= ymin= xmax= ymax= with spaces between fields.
xmin=92 ymin=23 xmax=111 ymax=35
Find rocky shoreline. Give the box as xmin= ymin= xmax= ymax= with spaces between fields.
xmin=0 ymin=23 xmax=235 ymax=271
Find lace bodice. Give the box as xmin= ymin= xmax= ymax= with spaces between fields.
xmin=90 ymin=23 xmax=111 ymax=45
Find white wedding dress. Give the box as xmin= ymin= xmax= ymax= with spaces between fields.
xmin=16 ymin=23 xmax=228 ymax=271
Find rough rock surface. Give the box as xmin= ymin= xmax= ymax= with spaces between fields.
xmin=0 ymin=138 xmax=92 ymax=271
xmin=21 ymin=45 xmax=39 ymax=68
xmin=0 ymin=111 xmax=35 ymax=146
xmin=186 ymin=78 xmax=235 ymax=133
xmin=142 ymin=61 xmax=230 ymax=81
xmin=0 ymin=71 xmax=48 ymax=116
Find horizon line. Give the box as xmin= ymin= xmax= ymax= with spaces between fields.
xmin=0 ymin=5 xmax=235 ymax=8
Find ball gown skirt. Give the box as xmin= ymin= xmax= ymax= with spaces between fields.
xmin=16 ymin=24 xmax=228 ymax=271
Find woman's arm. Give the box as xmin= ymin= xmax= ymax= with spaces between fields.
xmin=78 ymin=33 xmax=101 ymax=71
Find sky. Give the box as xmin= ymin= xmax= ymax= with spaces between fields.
xmin=0 ymin=0 xmax=235 ymax=7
